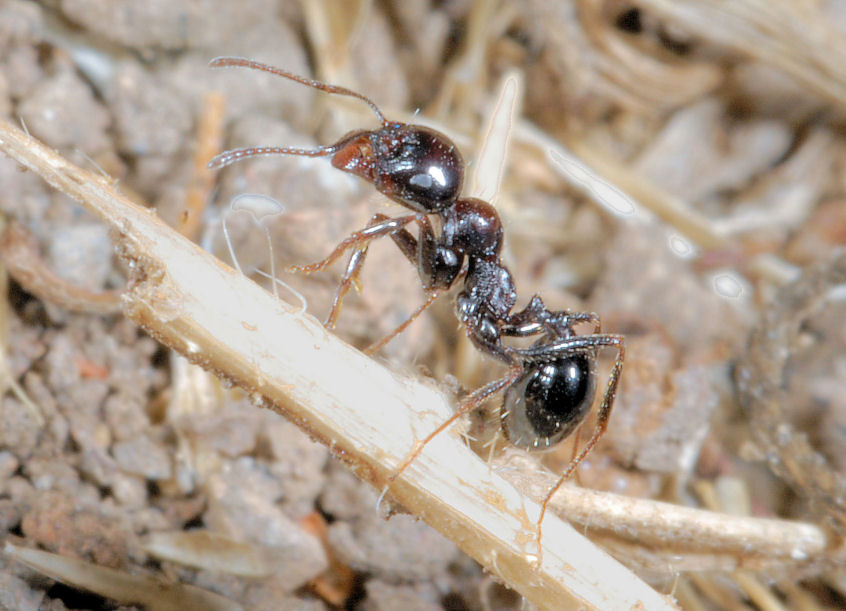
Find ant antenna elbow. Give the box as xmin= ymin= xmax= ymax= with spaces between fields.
xmin=209 ymin=56 xmax=389 ymax=126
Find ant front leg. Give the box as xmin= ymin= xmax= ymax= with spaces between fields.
xmin=324 ymin=213 xmax=422 ymax=329
xmin=285 ymin=213 xmax=421 ymax=327
xmin=287 ymin=213 xmax=422 ymax=275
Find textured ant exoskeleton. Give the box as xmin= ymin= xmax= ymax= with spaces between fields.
xmin=208 ymin=56 xmax=625 ymax=554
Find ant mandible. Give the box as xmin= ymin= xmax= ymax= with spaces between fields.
xmin=208 ymin=56 xmax=625 ymax=556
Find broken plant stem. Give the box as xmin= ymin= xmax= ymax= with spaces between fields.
xmin=0 ymin=218 xmax=122 ymax=314
xmin=500 ymin=449 xmax=827 ymax=571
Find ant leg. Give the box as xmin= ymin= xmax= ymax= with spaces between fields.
xmin=363 ymin=215 xmax=456 ymax=353
xmin=324 ymin=241 xmax=368 ymax=329
xmin=549 ymin=310 xmax=601 ymax=335
xmin=500 ymin=296 xmax=601 ymax=339
xmin=324 ymin=213 xmax=435 ymax=332
xmin=387 ymin=364 xmax=523 ymax=485
xmin=325 ymin=214 xmax=404 ymax=328
xmin=569 ymin=427 xmax=584 ymax=487
xmin=363 ymin=288 xmax=443 ymax=355
xmin=527 ymin=334 xmax=625 ymax=558
xmin=500 ymin=295 xmax=548 ymax=337
xmin=287 ymin=214 xmax=422 ymax=275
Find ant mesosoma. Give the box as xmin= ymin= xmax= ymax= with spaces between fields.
xmin=208 ymin=56 xmax=625 ymax=554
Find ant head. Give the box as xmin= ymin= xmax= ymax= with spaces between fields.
xmin=208 ymin=58 xmax=465 ymax=212
xmin=501 ymin=354 xmax=596 ymax=451
xmin=331 ymin=123 xmax=464 ymax=213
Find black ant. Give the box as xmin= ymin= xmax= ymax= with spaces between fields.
xmin=208 ymin=56 xmax=625 ymax=555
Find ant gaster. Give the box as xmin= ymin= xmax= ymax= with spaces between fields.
xmin=208 ymin=57 xmax=625 ymax=554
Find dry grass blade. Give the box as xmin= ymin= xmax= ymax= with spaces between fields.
xmin=5 ymin=543 xmax=243 ymax=611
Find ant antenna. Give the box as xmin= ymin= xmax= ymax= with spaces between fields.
xmin=209 ymin=57 xmax=389 ymax=125
xmin=207 ymin=57 xmax=390 ymax=170
xmin=207 ymin=143 xmax=343 ymax=169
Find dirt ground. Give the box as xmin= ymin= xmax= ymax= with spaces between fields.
xmin=0 ymin=1 xmax=845 ymax=609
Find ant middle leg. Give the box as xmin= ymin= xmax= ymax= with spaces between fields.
xmin=363 ymin=288 xmax=444 ymax=354
xmin=359 ymin=215 xmax=459 ymax=353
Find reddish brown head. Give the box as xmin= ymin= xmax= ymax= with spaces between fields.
xmin=331 ymin=123 xmax=464 ymax=214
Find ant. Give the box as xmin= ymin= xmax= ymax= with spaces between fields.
xmin=208 ymin=56 xmax=625 ymax=556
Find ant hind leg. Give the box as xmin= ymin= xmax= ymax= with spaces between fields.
xmin=535 ymin=334 xmax=625 ymax=559
xmin=387 ymin=364 xmax=523 ymax=485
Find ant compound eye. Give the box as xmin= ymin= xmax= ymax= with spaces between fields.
xmin=502 ymin=354 xmax=596 ymax=451
xmin=375 ymin=126 xmax=464 ymax=212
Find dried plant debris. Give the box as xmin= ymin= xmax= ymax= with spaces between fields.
xmin=0 ymin=0 xmax=845 ymax=609
xmin=735 ymin=252 xmax=846 ymax=534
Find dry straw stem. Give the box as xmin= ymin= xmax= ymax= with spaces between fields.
xmin=515 ymin=121 xmax=726 ymax=250
xmin=0 ymin=218 xmax=122 ymax=314
xmin=500 ymin=450 xmax=827 ymax=573
xmin=0 ymin=118 xmax=675 ymax=610
xmin=4 ymin=542 xmax=240 ymax=611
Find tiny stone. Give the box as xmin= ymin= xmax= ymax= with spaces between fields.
xmin=23 ymin=459 xmax=80 ymax=495
xmin=47 ymin=224 xmax=113 ymax=292
xmin=110 ymin=473 xmax=148 ymax=508
xmin=361 ymin=580 xmax=442 ymax=611
xmin=328 ymin=514 xmax=458 ymax=582
xmin=204 ymin=463 xmax=328 ymax=591
xmin=0 ymin=451 xmax=20 ymax=484
xmin=0 ymin=499 xmax=22 ymax=532
xmin=0 ymin=397 xmax=41 ymax=459
xmin=17 ymin=68 xmax=110 ymax=153
xmin=112 ymin=435 xmax=173 ymax=480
